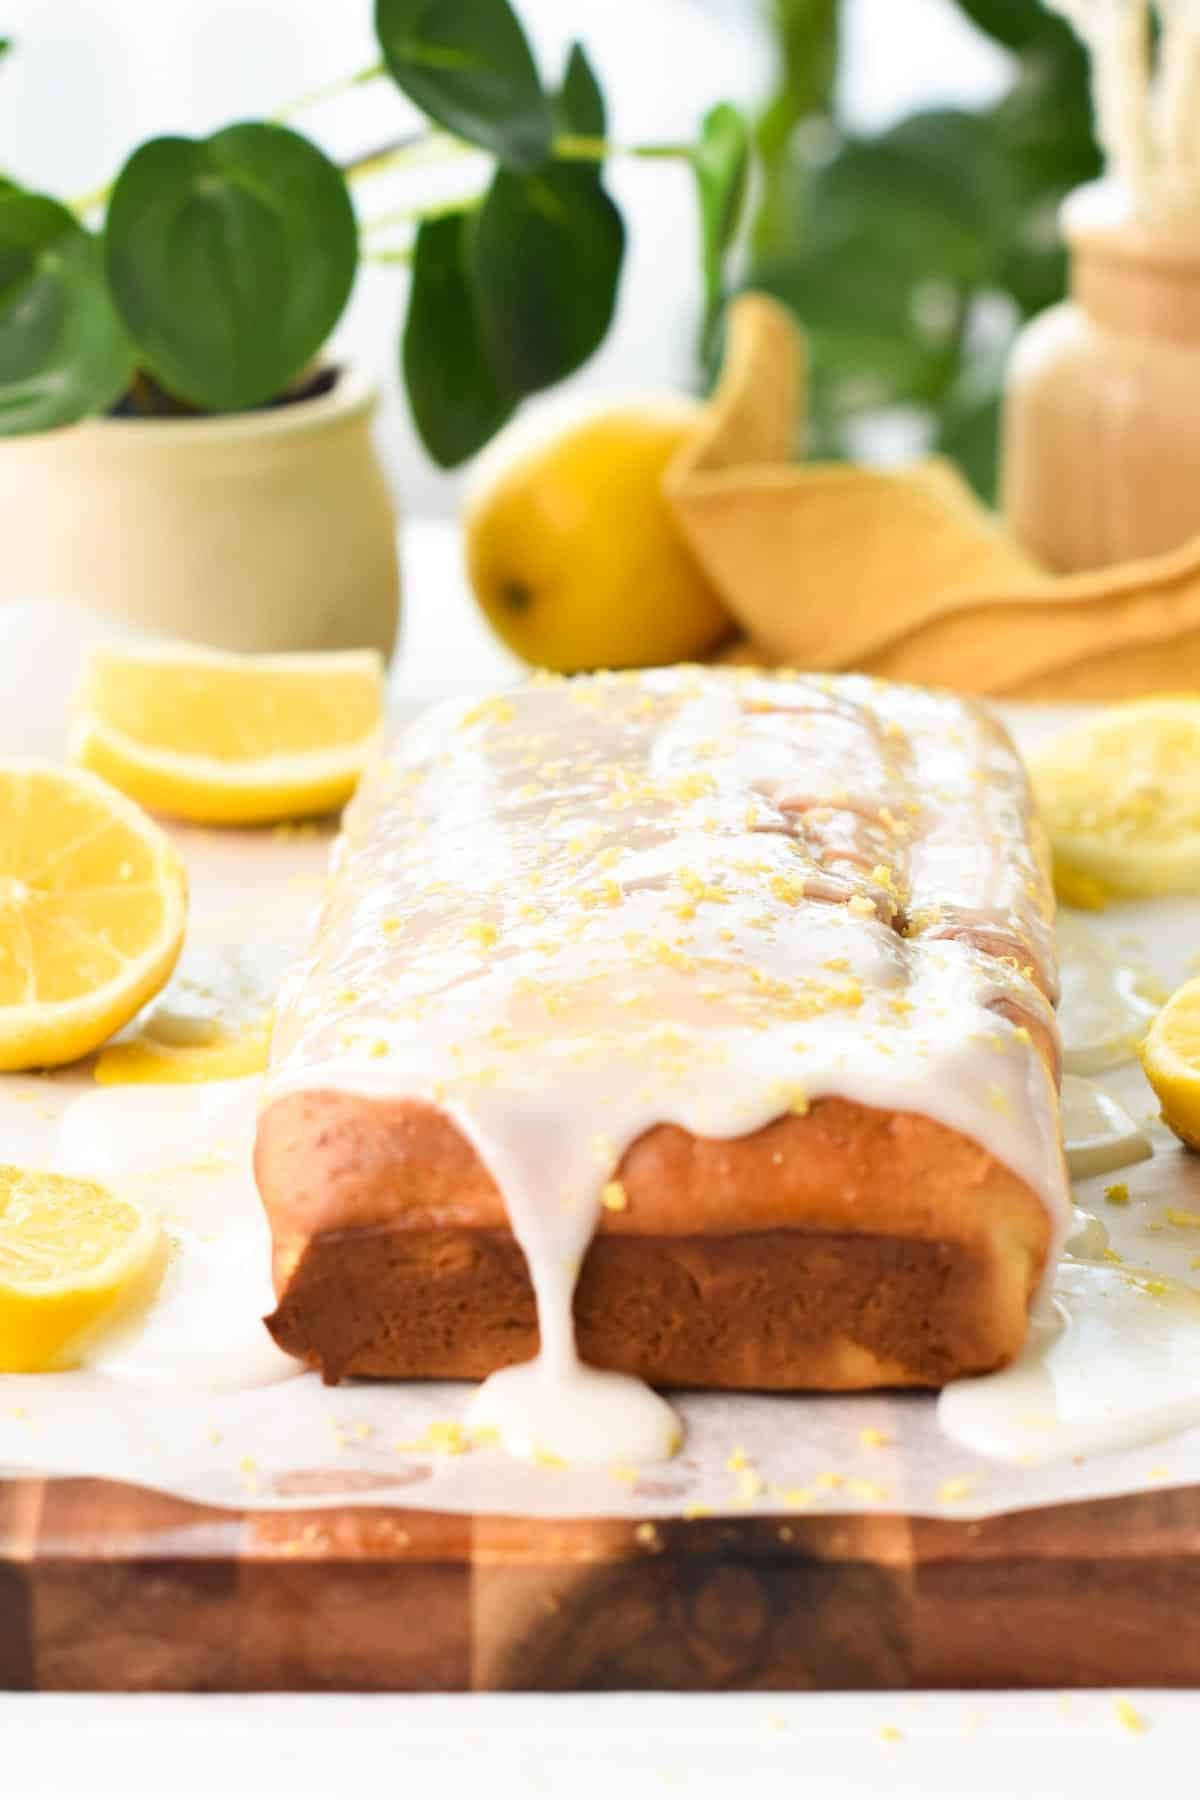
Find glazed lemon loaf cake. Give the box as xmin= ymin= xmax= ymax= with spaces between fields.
xmin=254 ymin=668 xmax=1067 ymax=1397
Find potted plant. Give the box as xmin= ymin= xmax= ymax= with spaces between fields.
xmin=0 ymin=2 xmax=750 ymax=657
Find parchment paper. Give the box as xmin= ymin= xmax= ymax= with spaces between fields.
xmin=1 ymin=614 xmax=1197 ymax=1520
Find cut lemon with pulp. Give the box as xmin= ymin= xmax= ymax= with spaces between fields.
xmin=0 ymin=761 xmax=186 ymax=1071
xmin=1030 ymin=697 xmax=1200 ymax=898
xmin=69 ymin=644 xmax=384 ymax=825
xmin=0 ymin=1165 xmax=165 ymax=1371
xmin=1141 ymin=977 xmax=1200 ymax=1150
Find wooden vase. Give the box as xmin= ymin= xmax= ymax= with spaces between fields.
xmin=1003 ymin=181 xmax=1200 ymax=573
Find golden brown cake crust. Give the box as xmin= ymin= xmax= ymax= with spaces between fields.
xmin=256 ymin=670 xmax=1065 ymax=1394
xmin=258 ymin=1089 xmax=1051 ymax=1388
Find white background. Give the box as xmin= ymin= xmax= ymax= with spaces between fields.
xmin=0 ymin=0 xmax=1012 ymax=513
xmin=5 ymin=1690 xmax=1200 ymax=1799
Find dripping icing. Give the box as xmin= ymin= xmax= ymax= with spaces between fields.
xmin=265 ymin=670 xmax=1069 ymax=1464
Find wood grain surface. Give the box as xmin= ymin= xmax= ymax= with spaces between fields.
xmin=5 ymin=1477 xmax=1200 ymax=1691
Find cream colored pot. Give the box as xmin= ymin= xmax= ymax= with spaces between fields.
xmin=0 ymin=366 xmax=400 ymax=657
xmin=1003 ymin=182 xmax=1200 ymax=574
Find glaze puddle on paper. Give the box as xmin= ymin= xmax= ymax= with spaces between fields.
xmin=54 ymin=1080 xmax=298 ymax=1391
xmin=940 ymin=1262 xmax=1200 ymax=1463
xmin=1055 ymin=914 xmax=1162 ymax=1075
xmin=1059 ymin=1074 xmax=1151 ymax=1179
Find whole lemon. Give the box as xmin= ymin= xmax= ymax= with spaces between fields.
xmin=463 ymin=394 xmax=733 ymax=672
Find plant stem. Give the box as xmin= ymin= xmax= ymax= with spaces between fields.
xmin=345 ymin=129 xmax=692 ymax=189
xmin=549 ymin=133 xmax=608 ymax=161
xmin=553 ymin=134 xmax=691 ymax=162
xmin=341 ymin=128 xmax=470 ymax=184
xmin=364 ymin=191 xmax=479 ymax=233
xmin=626 ymin=140 xmax=695 ymax=160
xmin=272 ymin=59 xmax=386 ymax=122
xmin=72 ymin=123 xmax=691 ymax=222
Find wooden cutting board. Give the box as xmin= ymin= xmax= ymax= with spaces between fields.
xmin=4 ymin=1475 xmax=1200 ymax=1691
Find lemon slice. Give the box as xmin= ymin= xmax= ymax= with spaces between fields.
xmin=1141 ymin=976 xmax=1200 ymax=1150
xmin=0 ymin=761 xmax=187 ymax=1071
xmin=0 ymin=1164 xmax=166 ymax=1371
xmin=69 ymin=644 xmax=384 ymax=825
xmin=1030 ymin=697 xmax=1200 ymax=898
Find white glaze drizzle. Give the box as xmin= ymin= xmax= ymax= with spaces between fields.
xmin=1060 ymin=1073 xmax=1153 ymax=1179
xmin=264 ymin=669 xmax=1068 ymax=1465
xmin=1055 ymin=914 xmax=1162 ymax=1075
xmin=940 ymin=1259 xmax=1200 ymax=1462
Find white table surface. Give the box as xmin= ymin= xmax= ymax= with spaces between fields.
xmin=3 ymin=520 xmax=1193 ymax=1797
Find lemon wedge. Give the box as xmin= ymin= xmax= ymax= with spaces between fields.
xmin=1141 ymin=977 xmax=1200 ymax=1150
xmin=69 ymin=644 xmax=384 ymax=825
xmin=0 ymin=1165 xmax=166 ymax=1371
xmin=1030 ymin=697 xmax=1200 ymax=897
xmin=0 ymin=761 xmax=186 ymax=1071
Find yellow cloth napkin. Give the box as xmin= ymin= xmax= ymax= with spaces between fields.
xmin=669 ymin=295 xmax=1200 ymax=698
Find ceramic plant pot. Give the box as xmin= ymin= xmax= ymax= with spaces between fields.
xmin=1003 ymin=182 xmax=1200 ymax=574
xmin=0 ymin=365 xmax=400 ymax=657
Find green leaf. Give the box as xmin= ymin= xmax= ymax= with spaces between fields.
xmin=692 ymin=102 xmax=750 ymax=346
xmin=0 ymin=191 xmax=133 ymax=434
xmin=997 ymin=233 xmax=1069 ymax=320
xmin=0 ymin=38 xmax=11 ymax=61
xmin=752 ymin=0 xmax=839 ymax=256
xmin=752 ymin=243 xmax=958 ymax=414
xmin=105 ymin=123 xmax=357 ymax=413
xmin=993 ymin=35 xmax=1100 ymax=202
xmin=556 ymin=41 xmax=605 ymax=141
xmin=470 ymin=162 xmax=624 ymax=395
xmin=374 ymin=0 xmax=552 ymax=172
xmin=934 ymin=349 xmax=1008 ymax=500
xmin=951 ymin=0 xmax=1071 ymax=50
xmin=402 ymin=209 xmax=514 ymax=467
xmin=554 ymin=45 xmax=606 ymax=196
xmin=810 ymin=110 xmax=1014 ymax=288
